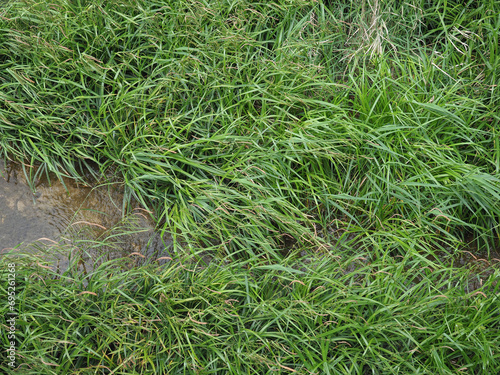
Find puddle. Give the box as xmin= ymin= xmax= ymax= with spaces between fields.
xmin=0 ymin=159 xmax=171 ymax=270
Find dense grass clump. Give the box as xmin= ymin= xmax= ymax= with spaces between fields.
xmin=1 ymin=248 xmax=499 ymax=374
xmin=1 ymin=0 xmax=500 ymax=373
xmin=1 ymin=0 xmax=499 ymax=256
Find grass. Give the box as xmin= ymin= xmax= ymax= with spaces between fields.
xmin=1 ymin=0 xmax=500 ymax=373
xmin=1 ymin=243 xmax=499 ymax=374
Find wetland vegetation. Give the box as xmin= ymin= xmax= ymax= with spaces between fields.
xmin=1 ymin=0 xmax=499 ymax=373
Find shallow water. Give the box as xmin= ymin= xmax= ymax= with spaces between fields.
xmin=0 ymin=159 xmax=171 ymax=269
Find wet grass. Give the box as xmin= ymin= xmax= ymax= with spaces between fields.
xmin=1 ymin=0 xmax=500 ymax=373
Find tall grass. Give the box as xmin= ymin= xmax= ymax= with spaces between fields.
xmin=1 ymin=0 xmax=499 ymax=258
xmin=1 ymin=0 xmax=500 ymax=372
xmin=1 ymin=244 xmax=499 ymax=374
